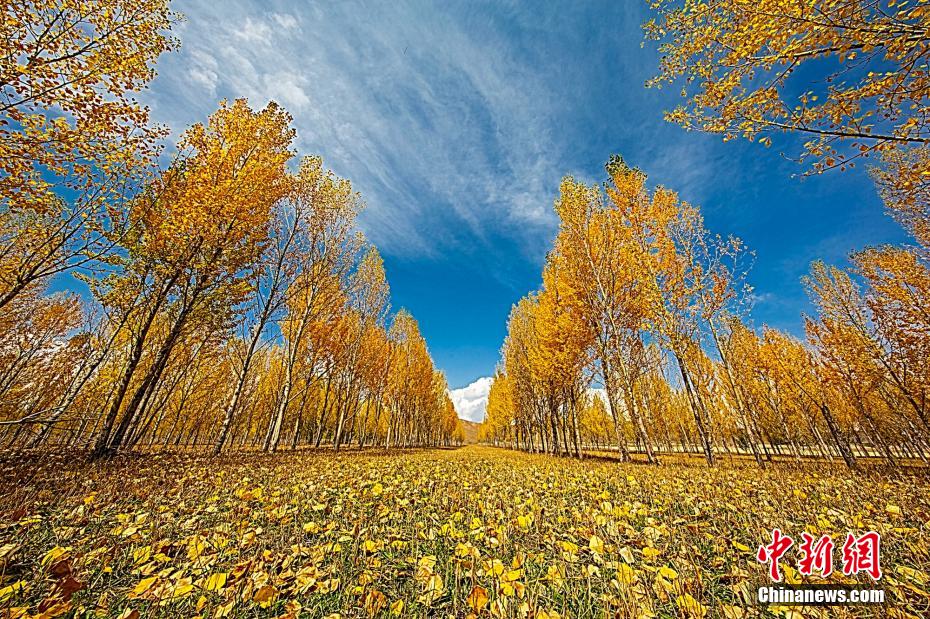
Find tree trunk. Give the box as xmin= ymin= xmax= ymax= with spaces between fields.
xmin=674 ymin=350 xmax=715 ymax=465
xmin=819 ymin=402 xmax=856 ymax=469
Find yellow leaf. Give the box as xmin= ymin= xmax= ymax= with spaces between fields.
xmin=895 ymin=566 xmax=928 ymax=585
xmin=676 ymin=593 xmax=707 ymax=618
xmin=33 ymin=601 xmax=72 ymax=618
xmin=589 ymin=534 xmax=605 ymax=555
xmin=132 ymin=546 xmax=151 ymax=565
xmin=425 ymin=573 xmax=443 ymax=592
xmin=720 ymin=604 xmax=745 ymax=619
xmin=484 ymin=558 xmax=505 ymax=577
xmin=40 ymin=547 xmax=69 ymax=570
xmin=364 ymin=589 xmax=386 ymax=616
xmin=170 ymin=578 xmax=194 ymax=599
xmin=131 ymin=577 xmax=157 ymax=597
xmin=616 ymin=563 xmax=638 ymax=586
xmin=214 ymin=599 xmax=235 ymax=618
xmin=619 ymin=546 xmax=635 ymax=564
xmin=467 ymin=585 xmax=489 ymax=611
xmin=546 ymin=564 xmax=565 ymax=588
xmin=253 ymin=585 xmax=278 ymax=607
xmin=0 ymin=544 xmax=18 ymax=560
xmin=0 ymin=580 xmax=26 ymax=603
xmin=187 ymin=537 xmax=207 ymax=560
xmin=204 ymin=572 xmax=227 ymax=592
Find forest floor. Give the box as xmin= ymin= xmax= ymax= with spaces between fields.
xmin=0 ymin=446 xmax=928 ymax=618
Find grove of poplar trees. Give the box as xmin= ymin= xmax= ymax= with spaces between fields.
xmin=481 ymin=1 xmax=930 ymax=468
xmin=0 ymin=1 xmax=464 ymax=454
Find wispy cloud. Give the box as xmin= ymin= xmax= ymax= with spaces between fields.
xmin=143 ymin=1 xmax=564 ymax=264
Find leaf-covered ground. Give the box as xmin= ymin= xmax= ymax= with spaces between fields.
xmin=0 ymin=447 xmax=927 ymax=618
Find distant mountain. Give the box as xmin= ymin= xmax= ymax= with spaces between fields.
xmin=459 ymin=419 xmax=480 ymax=444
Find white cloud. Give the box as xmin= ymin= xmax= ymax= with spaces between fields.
xmin=185 ymin=49 xmax=219 ymax=95
xmin=234 ymin=17 xmax=273 ymax=44
xmin=449 ymin=376 xmax=492 ymax=423
xmin=747 ymin=291 xmax=774 ymax=307
xmin=141 ymin=1 xmax=563 ymax=268
xmin=272 ymin=13 xmax=300 ymax=31
xmin=265 ymin=71 xmax=310 ymax=111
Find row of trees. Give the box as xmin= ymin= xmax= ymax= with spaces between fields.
xmin=0 ymin=1 xmax=464 ymax=454
xmin=480 ymin=0 xmax=929 ymax=468
xmin=480 ymin=155 xmax=928 ymax=468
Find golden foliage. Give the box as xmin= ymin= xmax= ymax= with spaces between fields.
xmin=0 ymin=446 xmax=927 ymax=617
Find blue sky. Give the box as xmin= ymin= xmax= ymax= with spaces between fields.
xmin=138 ymin=0 xmax=905 ymax=420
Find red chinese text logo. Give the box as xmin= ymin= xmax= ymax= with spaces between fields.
xmin=756 ymin=530 xmax=881 ymax=582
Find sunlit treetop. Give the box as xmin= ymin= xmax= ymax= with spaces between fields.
xmin=645 ymin=0 xmax=930 ymax=174
xmin=1 ymin=0 xmax=179 ymax=212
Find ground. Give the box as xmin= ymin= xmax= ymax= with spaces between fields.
xmin=0 ymin=446 xmax=927 ymax=618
